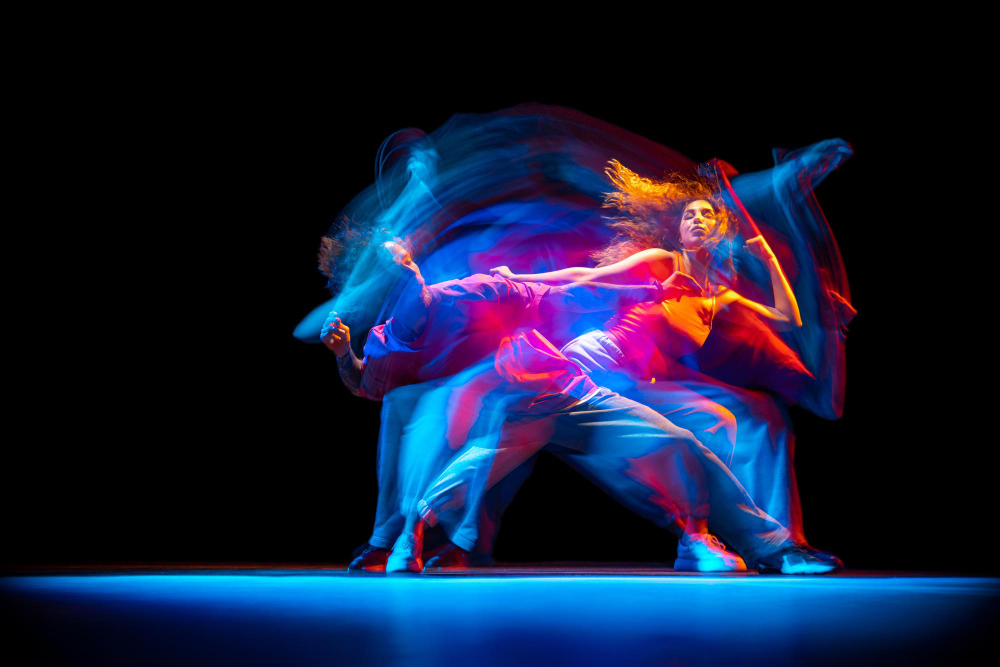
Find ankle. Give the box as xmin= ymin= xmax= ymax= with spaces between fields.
xmin=683 ymin=517 xmax=710 ymax=536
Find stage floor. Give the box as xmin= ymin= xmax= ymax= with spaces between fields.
xmin=3 ymin=565 xmax=997 ymax=666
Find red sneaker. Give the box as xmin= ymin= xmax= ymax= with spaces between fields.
xmin=422 ymin=543 xmax=473 ymax=572
xmin=348 ymin=545 xmax=389 ymax=573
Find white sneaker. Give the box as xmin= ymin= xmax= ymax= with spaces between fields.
xmin=385 ymin=531 xmax=423 ymax=573
xmin=674 ymin=533 xmax=747 ymax=572
xmin=753 ymin=544 xmax=843 ymax=574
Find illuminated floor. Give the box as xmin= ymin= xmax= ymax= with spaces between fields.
xmin=3 ymin=566 xmax=997 ymax=666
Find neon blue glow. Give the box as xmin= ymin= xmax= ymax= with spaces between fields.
xmin=5 ymin=574 xmax=997 ymax=665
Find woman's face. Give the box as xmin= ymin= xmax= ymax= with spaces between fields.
xmin=678 ymin=200 xmax=717 ymax=250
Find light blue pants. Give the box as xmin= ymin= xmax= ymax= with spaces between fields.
xmin=564 ymin=329 xmax=805 ymax=542
xmin=416 ymin=341 xmax=790 ymax=562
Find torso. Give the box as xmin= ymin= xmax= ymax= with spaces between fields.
xmin=603 ymin=251 xmax=720 ymax=379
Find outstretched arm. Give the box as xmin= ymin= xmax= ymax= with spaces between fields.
xmin=492 ymin=248 xmax=676 ymax=285
xmin=543 ymin=272 xmax=706 ymax=314
xmin=718 ymin=236 xmax=802 ymax=327
xmin=321 ymin=312 xmax=365 ymax=396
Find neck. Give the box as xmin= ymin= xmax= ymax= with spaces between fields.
xmin=681 ymin=247 xmax=711 ymax=279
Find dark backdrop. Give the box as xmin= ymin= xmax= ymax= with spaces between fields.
xmin=9 ymin=67 xmax=989 ymax=572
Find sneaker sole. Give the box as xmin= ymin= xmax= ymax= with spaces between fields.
xmin=756 ymin=562 xmax=840 ymax=575
xmin=674 ymin=557 xmax=747 ymax=572
xmin=385 ymin=557 xmax=423 ymax=573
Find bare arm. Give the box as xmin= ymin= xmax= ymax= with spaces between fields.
xmin=492 ymin=248 xmax=675 ymax=285
xmin=717 ymin=236 xmax=802 ymax=327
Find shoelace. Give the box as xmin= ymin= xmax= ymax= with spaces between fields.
xmin=702 ymin=535 xmax=725 ymax=550
xmin=688 ymin=534 xmax=726 ymax=551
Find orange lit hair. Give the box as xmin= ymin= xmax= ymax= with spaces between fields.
xmin=592 ymin=159 xmax=737 ymax=271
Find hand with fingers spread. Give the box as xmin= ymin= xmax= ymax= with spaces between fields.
xmin=660 ymin=271 xmax=704 ymax=301
xmin=321 ymin=311 xmax=352 ymax=358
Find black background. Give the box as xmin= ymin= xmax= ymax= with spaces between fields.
xmin=9 ymin=60 xmax=990 ymax=572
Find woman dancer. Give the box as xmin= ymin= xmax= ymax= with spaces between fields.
xmin=322 ymin=235 xmax=833 ymax=574
xmin=402 ymin=163 xmax=841 ymax=573
xmin=320 ymin=233 xmax=750 ymax=569
xmin=301 ymin=107 xmax=851 ymax=573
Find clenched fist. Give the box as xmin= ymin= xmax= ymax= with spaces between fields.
xmin=743 ymin=235 xmax=775 ymax=261
xmin=321 ymin=311 xmax=351 ymax=358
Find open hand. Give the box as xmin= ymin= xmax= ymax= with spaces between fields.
xmin=321 ymin=311 xmax=351 ymax=357
xmin=660 ymin=271 xmax=704 ymax=300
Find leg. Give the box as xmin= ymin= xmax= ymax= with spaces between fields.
xmin=558 ymin=331 xmax=833 ymax=570
xmin=544 ymin=387 xmax=790 ymax=564
xmin=386 ymin=361 xmax=533 ymax=571
xmin=623 ymin=371 xmax=807 ymax=544
xmin=419 ymin=411 xmax=558 ymax=551
xmin=423 ymin=455 xmax=539 ymax=570
xmin=669 ymin=379 xmax=806 ymax=543
xmin=353 ymin=381 xmax=441 ymax=572
xmin=367 ymin=384 xmax=423 ymax=549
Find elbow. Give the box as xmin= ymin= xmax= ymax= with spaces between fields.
xmin=769 ymin=309 xmax=802 ymax=328
xmin=776 ymin=305 xmax=803 ymax=328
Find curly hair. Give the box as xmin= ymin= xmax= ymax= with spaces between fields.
xmin=318 ymin=216 xmax=410 ymax=293
xmin=591 ymin=160 xmax=738 ymax=274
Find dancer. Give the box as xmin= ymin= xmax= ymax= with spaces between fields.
xmin=322 ymin=237 xmax=670 ymax=403
xmin=322 ymin=235 xmax=713 ymax=568
xmin=489 ymin=162 xmax=815 ymax=536
xmin=323 ymin=229 xmax=839 ymax=575
xmin=299 ymin=107 xmax=852 ymax=574
xmin=399 ymin=165 xmax=842 ymax=573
